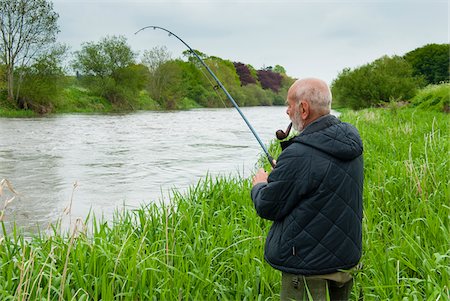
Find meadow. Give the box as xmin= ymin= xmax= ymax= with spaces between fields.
xmin=0 ymin=107 xmax=448 ymax=300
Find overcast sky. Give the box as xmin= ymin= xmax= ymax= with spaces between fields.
xmin=53 ymin=0 xmax=448 ymax=84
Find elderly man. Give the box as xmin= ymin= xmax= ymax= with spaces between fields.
xmin=251 ymin=78 xmax=363 ymax=300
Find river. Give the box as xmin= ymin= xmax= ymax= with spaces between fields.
xmin=1 ymin=106 xmax=295 ymax=232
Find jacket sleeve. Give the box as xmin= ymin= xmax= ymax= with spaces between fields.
xmin=251 ymin=152 xmax=312 ymax=221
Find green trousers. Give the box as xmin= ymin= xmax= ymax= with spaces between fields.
xmin=280 ymin=272 xmax=353 ymax=301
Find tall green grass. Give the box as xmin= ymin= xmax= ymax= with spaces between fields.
xmin=54 ymin=86 xmax=114 ymax=114
xmin=0 ymin=108 xmax=448 ymax=300
xmin=342 ymin=108 xmax=449 ymax=300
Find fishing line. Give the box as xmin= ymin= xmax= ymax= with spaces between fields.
xmin=135 ymin=25 xmax=275 ymax=168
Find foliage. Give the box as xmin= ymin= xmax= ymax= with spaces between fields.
xmin=144 ymin=53 xmax=292 ymax=110
xmin=234 ymin=62 xmax=257 ymax=86
xmin=147 ymin=59 xmax=183 ymax=109
xmin=55 ymin=85 xmax=113 ymax=113
xmin=0 ymin=107 xmax=37 ymax=117
xmin=141 ymin=45 xmax=172 ymax=73
xmin=182 ymin=49 xmax=208 ymax=66
xmin=108 ymin=64 xmax=149 ymax=109
xmin=0 ymin=64 xmax=5 ymax=91
xmin=238 ymin=84 xmax=284 ymax=106
xmin=257 ymin=69 xmax=283 ymax=92
xmin=404 ymin=43 xmax=450 ymax=85
xmin=17 ymin=45 xmax=68 ymax=114
xmin=273 ymin=65 xmax=286 ymax=74
xmin=331 ymin=55 xmax=424 ymax=109
xmin=73 ymin=36 xmax=146 ymax=108
xmin=73 ymin=36 xmax=135 ymax=78
xmin=142 ymin=49 xmax=293 ymax=109
xmin=0 ymin=0 xmax=60 ymax=102
xmin=410 ymin=83 xmax=450 ymax=113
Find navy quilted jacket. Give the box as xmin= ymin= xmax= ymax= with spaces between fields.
xmin=251 ymin=114 xmax=363 ymax=275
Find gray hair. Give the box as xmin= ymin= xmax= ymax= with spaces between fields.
xmin=293 ymin=78 xmax=332 ymax=114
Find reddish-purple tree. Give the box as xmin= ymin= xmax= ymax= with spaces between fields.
xmin=233 ymin=62 xmax=256 ymax=86
xmin=257 ymin=69 xmax=283 ymax=92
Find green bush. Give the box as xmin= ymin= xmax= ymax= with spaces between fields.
xmin=18 ymin=53 xmax=67 ymax=114
xmin=410 ymin=83 xmax=450 ymax=112
xmin=332 ymin=55 xmax=425 ymax=109
xmin=239 ymin=84 xmax=272 ymax=106
xmin=72 ymin=36 xmax=148 ymax=109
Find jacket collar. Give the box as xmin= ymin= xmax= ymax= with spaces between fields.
xmin=280 ymin=114 xmax=341 ymax=150
xmin=301 ymin=114 xmax=341 ymax=135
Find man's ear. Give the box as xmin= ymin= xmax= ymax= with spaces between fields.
xmin=300 ymin=100 xmax=310 ymax=120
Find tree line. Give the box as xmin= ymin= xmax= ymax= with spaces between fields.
xmin=0 ymin=0 xmax=294 ymax=114
xmin=331 ymin=43 xmax=449 ymax=110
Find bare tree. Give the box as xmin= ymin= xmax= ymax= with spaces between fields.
xmin=0 ymin=0 xmax=59 ymax=103
xmin=141 ymin=46 xmax=176 ymax=104
xmin=141 ymin=45 xmax=172 ymax=73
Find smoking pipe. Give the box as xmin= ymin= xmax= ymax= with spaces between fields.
xmin=276 ymin=123 xmax=292 ymax=140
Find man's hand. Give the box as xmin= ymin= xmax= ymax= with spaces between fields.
xmin=252 ymin=168 xmax=269 ymax=186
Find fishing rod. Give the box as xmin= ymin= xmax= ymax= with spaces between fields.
xmin=135 ymin=25 xmax=276 ymax=168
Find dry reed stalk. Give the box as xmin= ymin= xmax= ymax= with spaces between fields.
xmin=64 ymin=181 xmax=78 ymax=215
xmin=16 ymin=246 xmax=36 ymax=301
xmin=30 ymin=246 xmax=56 ymax=300
xmin=0 ymin=178 xmax=18 ymax=221
xmin=22 ymin=252 xmax=35 ymax=301
xmin=47 ymin=248 xmax=55 ymax=301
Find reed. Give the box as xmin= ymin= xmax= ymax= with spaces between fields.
xmin=0 ymin=108 xmax=448 ymax=300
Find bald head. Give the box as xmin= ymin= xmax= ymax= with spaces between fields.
xmin=286 ymin=78 xmax=332 ymax=131
xmin=288 ymin=78 xmax=332 ymax=115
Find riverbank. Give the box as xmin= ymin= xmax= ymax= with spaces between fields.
xmin=0 ymin=108 xmax=449 ymax=299
xmin=1 ymin=82 xmax=448 ymax=118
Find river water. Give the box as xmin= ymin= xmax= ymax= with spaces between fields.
xmin=1 ymin=106 xmax=295 ymax=233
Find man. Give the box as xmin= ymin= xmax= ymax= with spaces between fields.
xmin=251 ymin=78 xmax=363 ymax=300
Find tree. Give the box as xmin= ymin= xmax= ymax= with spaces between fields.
xmin=273 ymin=65 xmax=286 ymax=74
xmin=18 ymin=44 xmax=68 ymax=113
xmin=72 ymin=36 xmax=143 ymax=107
xmin=142 ymin=45 xmax=172 ymax=73
xmin=73 ymin=35 xmax=135 ymax=78
xmin=233 ymin=62 xmax=257 ymax=86
xmin=182 ymin=49 xmax=207 ymax=65
xmin=404 ymin=43 xmax=450 ymax=85
xmin=257 ymin=69 xmax=283 ymax=92
xmin=142 ymin=45 xmax=176 ymax=107
xmin=331 ymin=55 xmax=424 ymax=109
xmin=0 ymin=0 xmax=59 ymax=103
